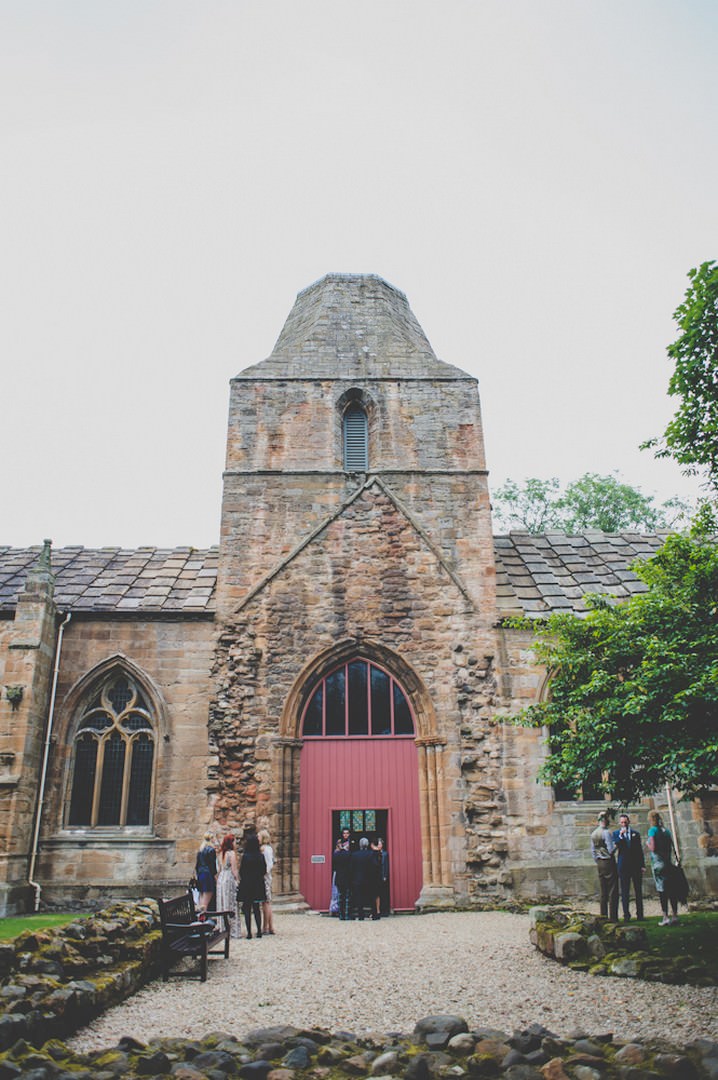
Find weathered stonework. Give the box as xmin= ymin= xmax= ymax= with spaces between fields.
xmin=210 ymin=275 xmax=508 ymax=907
xmin=37 ymin=615 xmax=217 ymax=908
xmin=211 ymin=478 xmax=505 ymax=903
xmin=0 ymin=542 xmax=57 ymax=915
xmin=0 ymin=900 xmax=161 ymax=1050
xmin=529 ymin=905 xmax=717 ymax=986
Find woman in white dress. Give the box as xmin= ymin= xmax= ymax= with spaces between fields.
xmin=215 ymin=833 xmax=241 ymax=938
xmin=258 ymin=829 xmax=275 ymax=935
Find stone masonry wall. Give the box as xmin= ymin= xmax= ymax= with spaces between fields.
xmin=0 ymin=559 xmax=58 ymax=915
xmin=497 ymin=626 xmax=648 ymax=900
xmin=35 ymin=615 xmax=216 ymax=906
xmin=218 ymin=375 xmax=494 ymax=621
xmin=224 ymin=377 xmax=487 ymax=475
xmin=212 ymin=480 xmax=505 ymax=904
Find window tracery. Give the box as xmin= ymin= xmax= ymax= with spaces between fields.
xmin=67 ymin=672 xmax=155 ymax=827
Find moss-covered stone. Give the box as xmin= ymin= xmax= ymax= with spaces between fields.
xmin=0 ymin=901 xmax=162 ymax=1050
xmin=529 ymin=905 xmax=715 ymax=988
xmin=1 ymin=1019 xmax=717 ymax=1080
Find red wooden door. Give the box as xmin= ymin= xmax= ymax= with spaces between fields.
xmin=299 ymin=737 xmax=422 ymax=911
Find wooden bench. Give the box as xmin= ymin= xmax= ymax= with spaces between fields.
xmin=157 ymin=893 xmax=231 ymax=981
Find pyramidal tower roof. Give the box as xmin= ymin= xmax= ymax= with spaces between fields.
xmin=237 ymin=273 xmax=468 ymax=380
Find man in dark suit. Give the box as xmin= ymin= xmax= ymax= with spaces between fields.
xmin=332 ymin=839 xmax=351 ymax=921
xmin=613 ymin=813 xmax=645 ymax=920
xmin=349 ymin=837 xmax=379 ymax=920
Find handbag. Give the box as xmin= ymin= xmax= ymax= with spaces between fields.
xmin=668 ymin=862 xmax=690 ymax=906
xmin=329 ymin=872 xmax=339 ymax=915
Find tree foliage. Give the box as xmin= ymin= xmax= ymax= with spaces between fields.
xmin=493 ymin=472 xmax=688 ymax=534
xmin=492 ymin=477 xmax=562 ymax=533
xmin=644 ymin=260 xmax=718 ymax=490
xmin=510 ymin=508 xmax=718 ymax=803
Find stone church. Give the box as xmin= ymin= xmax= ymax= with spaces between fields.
xmin=1 ymin=274 xmax=715 ymax=916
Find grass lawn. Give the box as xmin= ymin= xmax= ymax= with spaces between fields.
xmin=636 ymin=910 xmax=718 ymax=971
xmin=0 ymin=912 xmax=85 ymax=941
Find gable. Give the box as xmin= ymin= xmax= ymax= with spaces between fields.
xmin=233 ymin=478 xmax=474 ymax=622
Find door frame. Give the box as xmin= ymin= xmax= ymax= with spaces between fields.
xmin=275 ymin=639 xmax=453 ymax=908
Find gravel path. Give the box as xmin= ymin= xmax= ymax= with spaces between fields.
xmin=69 ymin=911 xmax=718 ymax=1051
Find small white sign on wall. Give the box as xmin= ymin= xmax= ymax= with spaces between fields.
xmin=310 ymin=854 xmax=326 ymax=864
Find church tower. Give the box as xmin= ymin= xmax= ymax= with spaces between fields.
xmin=212 ymin=274 xmax=505 ymax=908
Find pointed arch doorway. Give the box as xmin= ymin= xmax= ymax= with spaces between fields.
xmin=298 ymin=657 xmax=423 ymax=911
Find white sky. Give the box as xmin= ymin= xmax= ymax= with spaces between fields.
xmin=1 ymin=1 xmax=716 ymax=549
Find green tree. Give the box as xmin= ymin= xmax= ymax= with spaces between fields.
xmin=644 ymin=260 xmax=718 ymax=490
xmin=491 ymin=477 xmax=563 ymax=533
xmin=492 ymin=472 xmax=687 ymax=534
xmin=510 ymin=507 xmax=718 ymax=802
xmin=560 ymin=473 xmax=664 ymax=533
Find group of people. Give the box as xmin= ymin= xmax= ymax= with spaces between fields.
xmin=590 ymin=810 xmax=687 ymax=925
xmin=331 ymin=830 xmax=390 ymax=920
xmin=194 ymin=826 xmax=275 ymax=940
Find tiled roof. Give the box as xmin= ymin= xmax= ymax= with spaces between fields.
xmin=0 ymin=532 xmax=667 ymax=618
xmin=494 ymin=531 xmax=669 ymax=617
xmin=0 ymin=547 xmax=218 ymax=614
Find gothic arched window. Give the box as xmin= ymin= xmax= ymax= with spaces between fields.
xmin=67 ymin=672 xmax=155 ymax=827
xmin=343 ymin=404 xmax=368 ymax=471
xmin=302 ymin=659 xmax=414 ymax=737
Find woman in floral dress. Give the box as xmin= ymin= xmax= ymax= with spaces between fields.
xmin=215 ymin=834 xmax=241 ymax=938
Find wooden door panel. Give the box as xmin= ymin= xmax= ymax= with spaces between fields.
xmin=299 ymin=738 xmax=422 ymax=910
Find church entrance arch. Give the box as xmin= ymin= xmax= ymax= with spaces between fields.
xmin=297 ymin=657 xmax=423 ymax=911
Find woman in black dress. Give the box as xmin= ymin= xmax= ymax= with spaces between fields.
xmin=237 ymin=833 xmax=266 ymax=939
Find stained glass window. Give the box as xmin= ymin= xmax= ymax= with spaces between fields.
xmin=67 ymin=671 xmax=155 ymax=828
xmin=68 ymin=734 xmax=98 ymax=826
xmin=127 ymin=734 xmax=154 ymax=826
xmin=97 ymin=732 xmax=125 ymax=825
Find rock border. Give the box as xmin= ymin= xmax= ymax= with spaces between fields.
xmin=0 ymin=899 xmax=161 ymax=1052
xmin=529 ymin=905 xmax=716 ymax=987
xmin=2 ymin=1015 xmax=718 ymax=1079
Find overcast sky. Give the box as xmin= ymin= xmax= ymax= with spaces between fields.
xmin=2 ymin=1 xmax=716 ymax=550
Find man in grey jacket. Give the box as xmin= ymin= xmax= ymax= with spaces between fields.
xmin=590 ymin=811 xmax=618 ymax=920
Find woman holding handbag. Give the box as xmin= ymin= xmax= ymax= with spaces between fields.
xmin=647 ymin=810 xmax=686 ymax=925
